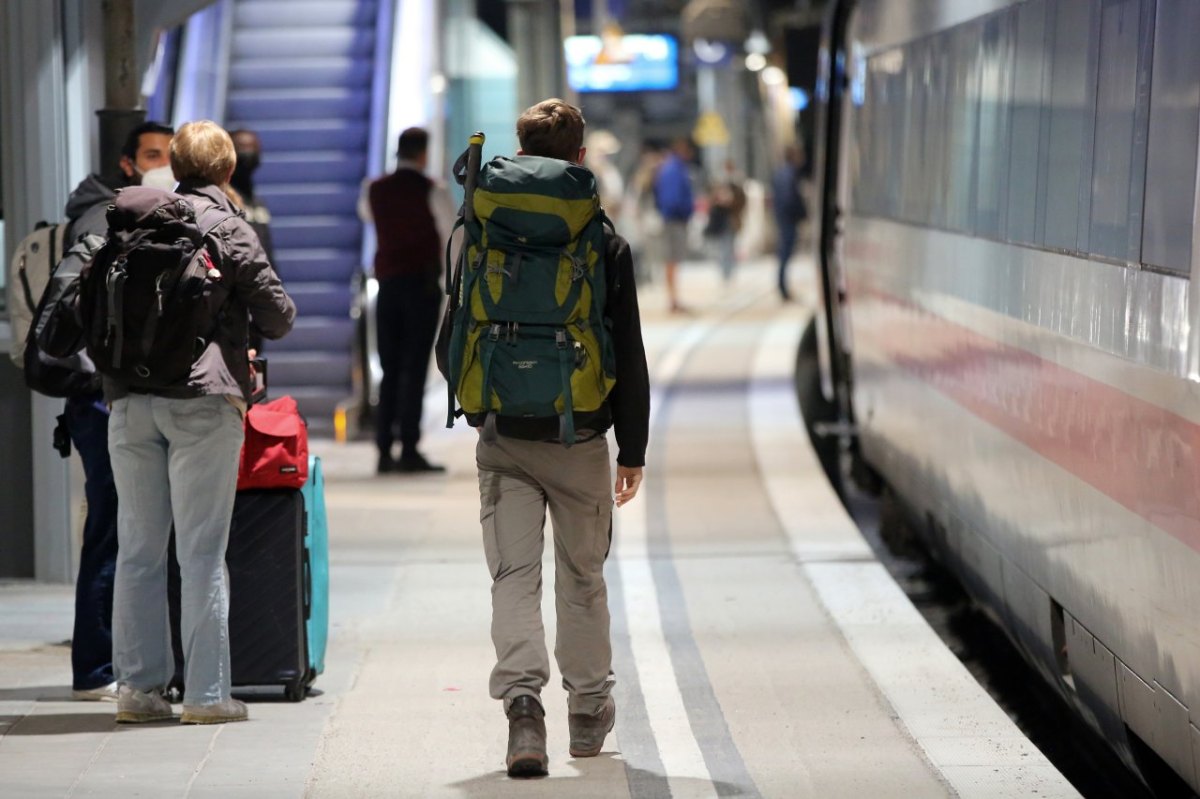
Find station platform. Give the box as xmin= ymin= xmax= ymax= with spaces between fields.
xmin=0 ymin=258 xmax=1081 ymax=797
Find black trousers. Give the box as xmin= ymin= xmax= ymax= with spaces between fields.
xmin=375 ymin=274 xmax=442 ymax=455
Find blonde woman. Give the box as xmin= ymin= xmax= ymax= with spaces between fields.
xmin=108 ymin=120 xmax=295 ymax=724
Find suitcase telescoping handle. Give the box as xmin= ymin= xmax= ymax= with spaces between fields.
xmin=463 ymin=131 xmax=485 ymax=224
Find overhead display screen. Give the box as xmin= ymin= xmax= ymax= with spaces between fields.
xmin=564 ymin=34 xmax=679 ymax=93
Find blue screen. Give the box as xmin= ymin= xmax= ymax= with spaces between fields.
xmin=564 ymin=34 xmax=679 ymax=93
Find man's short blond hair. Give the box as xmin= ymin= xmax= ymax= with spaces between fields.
xmin=516 ymin=99 xmax=585 ymax=162
xmin=170 ymin=121 xmax=236 ymax=185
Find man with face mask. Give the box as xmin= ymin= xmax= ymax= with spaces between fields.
xmin=58 ymin=120 xmax=174 ymax=702
xmin=230 ymin=129 xmax=275 ymax=267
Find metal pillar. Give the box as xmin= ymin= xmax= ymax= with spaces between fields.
xmin=0 ymin=0 xmax=75 ymax=582
xmin=97 ymin=0 xmax=145 ymax=176
xmin=506 ymin=0 xmax=565 ymax=112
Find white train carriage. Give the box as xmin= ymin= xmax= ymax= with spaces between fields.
xmin=813 ymin=0 xmax=1200 ymax=792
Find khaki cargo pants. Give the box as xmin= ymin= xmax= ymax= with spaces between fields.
xmin=477 ymin=434 xmax=615 ymax=715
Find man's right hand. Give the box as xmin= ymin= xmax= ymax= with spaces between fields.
xmin=614 ymin=466 xmax=643 ymax=507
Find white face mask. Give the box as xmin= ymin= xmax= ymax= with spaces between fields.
xmin=137 ymin=165 xmax=177 ymax=192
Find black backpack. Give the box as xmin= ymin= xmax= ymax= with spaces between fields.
xmin=23 ymin=233 xmax=106 ymax=397
xmin=79 ymin=186 xmax=234 ymax=389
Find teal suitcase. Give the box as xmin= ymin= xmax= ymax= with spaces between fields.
xmin=301 ymin=455 xmax=329 ymax=681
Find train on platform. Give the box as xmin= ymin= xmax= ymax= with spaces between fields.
xmin=809 ymin=0 xmax=1200 ymax=793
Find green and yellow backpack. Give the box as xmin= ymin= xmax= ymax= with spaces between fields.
xmin=445 ymin=155 xmax=616 ymax=444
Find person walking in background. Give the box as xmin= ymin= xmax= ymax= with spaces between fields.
xmin=705 ymin=158 xmax=748 ymax=284
xmin=653 ymin=137 xmax=696 ymax=313
xmin=106 ymin=121 xmax=295 ymax=725
xmin=58 ymin=120 xmax=174 ymax=702
xmin=363 ymin=127 xmax=455 ymax=474
xmin=462 ymin=99 xmax=650 ymax=777
xmin=772 ymin=143 xmax=808 ymax=301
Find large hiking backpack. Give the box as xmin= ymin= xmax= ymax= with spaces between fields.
xmin=445 ymin=155 xmax=616 ymax=443
xmin=6 ymin=222 xmax=66 ymax=366
xmin=79 ymin=186 xmax=233 ymax=389
xmin=23 ymin=233 xmax=106 ymax=397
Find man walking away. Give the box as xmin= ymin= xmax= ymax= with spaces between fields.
xmin=465 ymin=99 xmax=650 ymax=777
xmin=60 ymin=120 xmax=174 ymax=701
xmin=653 ymin=137 xmax=695 ymax=313
xmin=364 ymin=127 xmax=455 ymax=474
xmin=772 ymin=144 xmax=807 ymax=301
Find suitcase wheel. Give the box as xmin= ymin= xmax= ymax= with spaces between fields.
xmin=285 ymin=681 xmax=307 ymax=702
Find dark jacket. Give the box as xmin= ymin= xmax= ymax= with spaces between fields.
xmin=104 ymin=181 xmax=296 ymax=403
xmin=482 ymin=232 xmax=650 ymax=468
xmin=65 ymin=173 xmax=123 ymax=243
xmin=369 ymin=168 xmax=441 ymax=281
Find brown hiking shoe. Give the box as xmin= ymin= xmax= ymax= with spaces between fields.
xmin=568 ymin=696 xmax=616 ymax=757
xmin=506 ymin=695 xmax=548 ymax=777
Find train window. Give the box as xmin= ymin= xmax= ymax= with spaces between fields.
xmin=975 ymin=15 xmax=1014 ymax=240
xmin=1142 ymin=0 xmax=1200 ymax=276
xmin=1040 ymin=0 xmax=1099 ymax=252
xmin=1089 ymin=0 xmax=1152 ymax=262
xmin=901 ymin=41 xmax=941 ymax=226
xmin=943 ymin=23 xmax=982 ymax=233
xmin=1006 ymin=0 xmax=1048 ymax=246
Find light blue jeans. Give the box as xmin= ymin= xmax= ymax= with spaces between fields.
xmin=108 ymin=394 xmax=244 ymax=705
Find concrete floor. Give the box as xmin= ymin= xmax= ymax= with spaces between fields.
xmin=0 ymin=258 xmax=1079 ymax=798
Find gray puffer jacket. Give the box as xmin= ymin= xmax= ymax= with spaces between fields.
xmin=104 ymin=180 xmax=296 ymax=403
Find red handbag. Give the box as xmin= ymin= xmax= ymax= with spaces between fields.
xmin=237 ymin=396 xmax=309 ymax=490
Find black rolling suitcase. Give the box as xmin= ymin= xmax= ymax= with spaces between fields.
xmin=168 ymin=488 xmax=312 ymax=700
xmin=167 ymin=358 xmax=315 ymax=701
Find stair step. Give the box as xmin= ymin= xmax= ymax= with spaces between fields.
xmin=225 ymin=119 xmax=369 ymax=151
xmin=256 ymin=151 xmax=367 ymax=184
xmin=235 ymin=1 xmax=378 ymax=29
xmin=227 ymin=87 xmax=371 ymax=121
xmin=229 ymin=57 xmax=373 ymax=90
xmin=257 ymin=183 xmax=362 ymax=217
xmin=267 ymin=317 xmax=356 ymax=352
xmin=289 ymin=282 xmax=355 ymax=318
xmin=265 ymin=352 xmax=353 ymax=387
xmin=270 ymin=215 xmax=362 ymax=250
xmin=232 ymin=28 xmax=374 ymax=59
xmin=273 ymin=247 xmax=362 ymax=283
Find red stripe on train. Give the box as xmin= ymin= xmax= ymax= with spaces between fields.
xmin=855 ymin=286 xmax=1200 ymax=549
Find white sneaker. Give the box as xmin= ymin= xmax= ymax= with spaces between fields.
xmin=181 ymin=697 xmax=248 ymax=725
xmin=115 ymin=685 xmax=173 ymax=723
xmin=72 ymin=680 xmax=119 ymax=702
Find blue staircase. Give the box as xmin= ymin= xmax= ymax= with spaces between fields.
xmin=224 ymin=0 xmax=381 ymax=434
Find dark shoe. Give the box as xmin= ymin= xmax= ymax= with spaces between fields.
xmin=377 ymin=452 xmax=396 ymax=474
xmin=506 ymin=695 xmax=548 ymax=777
xmin=568 ymin=696 xmax=615 ymax=757
xmin=398 ymin=451 xmax=445 ymax=473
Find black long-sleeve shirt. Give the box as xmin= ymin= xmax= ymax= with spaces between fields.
xmin=485 ymin=233 xmax=650 ymax=467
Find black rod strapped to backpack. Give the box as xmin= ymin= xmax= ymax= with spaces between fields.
xmin=443 ymin=132 xmax=486 ymax=430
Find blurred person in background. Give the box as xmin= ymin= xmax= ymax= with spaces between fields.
xmin=584 ymin=130 xmax=624 ymax=222
xmin=623 ymin=146 xmax=664 ymax=285
xmin=229 ymin=129 xmax=275 ymax=266
xmin=362 ymin=127 xmax=456 ymax=474
xmin=704 ymin=158 xmax=747 ymax=285
xmin=772 ymin=143 xmax=808 ymax=301
xmin=653 ymin=137 xmax=696 ymax=313
xmin=230 ymin=129 xmax=273 ymax=352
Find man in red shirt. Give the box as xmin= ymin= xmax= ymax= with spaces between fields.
xmin=364 ymin=128 xmax=455 ymax=473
